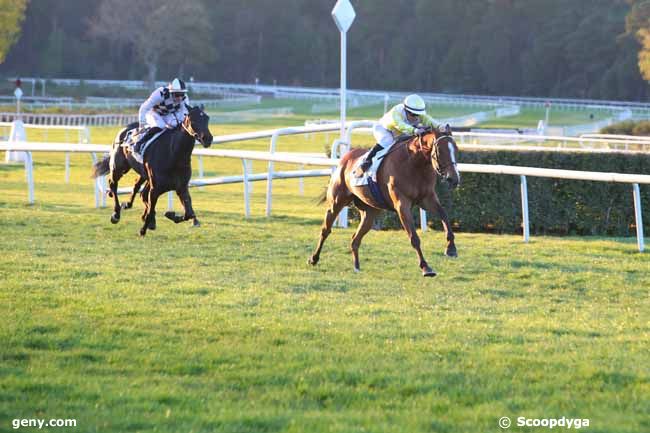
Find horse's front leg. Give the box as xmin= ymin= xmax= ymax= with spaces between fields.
xmin=421 ymin=195 xmax=457 ymax=257
xmin=393 ymin=195 xmax=436 ymax=277
xmin=140 ymin=187 xmax=160 ymax=237
xmin=165 ymin=186 xmax=199 ymax=227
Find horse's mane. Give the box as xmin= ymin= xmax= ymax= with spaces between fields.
xmin=404 ymin=132 xmax=437 ymax=155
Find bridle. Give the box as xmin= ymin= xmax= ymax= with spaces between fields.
xmin=415 ymin=131 xmax=457 ymax=176
xmin=430 ymin=134 xmax=458 ymax=176
xmin=181 ymin=111 xmax=204 ymax=145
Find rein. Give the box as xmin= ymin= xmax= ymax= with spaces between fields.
xmin=432 ymin=135 xmax=457 ymax=176
xmin=182 ymin=116 xmax=202 ymax=144
xmin=417 ymin=134 xmax=457 ymax=176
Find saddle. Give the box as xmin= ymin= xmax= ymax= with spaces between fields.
xmin=121 ymin=127 xmax=167 ymax=160
xmin=350 ymin=134 xmax=410 ymax=187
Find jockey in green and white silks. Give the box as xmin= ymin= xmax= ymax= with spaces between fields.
xmin=359 ymin=94 xmax=439 ymax=173
xmin=132 ymin=78 xmax=190 ymax=162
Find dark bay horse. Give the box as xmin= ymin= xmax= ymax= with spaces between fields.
xmin=92 ymin=105 xmax=213 ymax=236
xmin=309 ymin=126 xmax=460 ymax=277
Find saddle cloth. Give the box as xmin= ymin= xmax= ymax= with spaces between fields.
xmin=121 ymin=128 xmax=166 ymax=158
xmin=350 ymin=145 xmax=391 ymax=187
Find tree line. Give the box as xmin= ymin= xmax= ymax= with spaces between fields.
xmin=1 ymin=0 xmax=650 ymax=101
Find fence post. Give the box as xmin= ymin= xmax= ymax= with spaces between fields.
xmin=633 ymin=183 xmax=645 ymax=252
xmin=91 ymin=153 xmax=100 ymax=208
xmin=167 ymin=191 xmax=174 ymax=212
xmin=266 ymin=130 xmax=282 ymax=217
xmin=242 ymin=159 xmax=251 ymax=218
xmin=25 ymin=151 xmax=34 ymax=204
xmin=330 ymin=138 xmax=349 ymax=228
xmin=420 ymin=209 xmax=427 ymax=232
xmin=65 ymin=153 xmax=71 ymax=183
xmin=521 ymin=175 xmax=530 ymax=242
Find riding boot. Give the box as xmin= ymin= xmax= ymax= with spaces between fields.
xmin=359 ymin=143 xmax=384 ymax=172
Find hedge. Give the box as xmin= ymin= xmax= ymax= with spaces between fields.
xmin=349 ymin=149 xmax=650 ymax=237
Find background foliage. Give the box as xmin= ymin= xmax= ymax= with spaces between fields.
xmin=359 ymin=150 xmax=650 ymax=236
xmin=0 ymin=0 xmax=28 ymax=64
xmin=1 ymin=0 xmax=650 ymax=100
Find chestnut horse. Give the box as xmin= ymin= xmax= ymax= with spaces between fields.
xmin=309 ymin=126 xmax=460 ymax=277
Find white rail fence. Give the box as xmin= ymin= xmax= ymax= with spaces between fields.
xmin=0 ymin=112 xmax=138 ymax=127
xmin=454 ymin=131 xmax=650 ymax=151
xmin=1 ymin=126 xmax=648 ymax=251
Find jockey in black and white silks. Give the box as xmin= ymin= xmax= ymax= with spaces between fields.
xmin=131 ymin=78 xmax=190 ymax=162
xmin=139 ymin=78 xmax=190 ymax=130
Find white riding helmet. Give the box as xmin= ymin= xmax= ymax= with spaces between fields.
xmin=168 ymin=78 xmax=187 ymax=94
xmin=403 ymin=94 xmax=426 ymax=115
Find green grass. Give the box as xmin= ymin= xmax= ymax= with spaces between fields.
xmin=0 ymin=116 xmax=648 ymax=433
xmin=479 ymin=107 xmax=612 ymax=129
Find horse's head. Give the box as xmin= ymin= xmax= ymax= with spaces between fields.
xmin=183 ymin=104 xmax=213 ymax=147
xmin=422 ymin=124 xmax=460 ymax=189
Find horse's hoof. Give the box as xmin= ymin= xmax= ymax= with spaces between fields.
xmin=121 ymin=203 xmax=132 ymax=210
xmin=148 ymin=221 xmax=156 ymax=230
xmin=353 ymin=267 xmax=360 ymax=273
xmin=422 ymin=267 xmax=437 ymax=277
xmin=445 ymin=248 xmax=458 ymax=258
xmin=110 ymin=214 xmax=120 ymax=224
xmin=139 ymin=229 xmax=147 ymax=237
xmin=192 ymin=219 xmax=201 ymax=228
xmin=164 ymin=211 xmax=176 ymax=221
xmin=308 ymin=256 xmax=318 ymax=266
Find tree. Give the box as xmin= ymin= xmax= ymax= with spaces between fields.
xmin=89 ymin=0 xmax=214 ymax=84
xmin=0 ymin=0 xmax=28 ymax=64
xmin=626 ymin=0 xmax=650 ymax=80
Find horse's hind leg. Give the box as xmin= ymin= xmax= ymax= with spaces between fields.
xmin=350 ymin=206 xmax=379 ymax=272
xmin=394 ymin=196 xmax=436 ymax=277
xmin=123 ymin=177 xmax=146 ymax=210
xmin=108 ymin=155 xmax=129 ymax=224
xmin=309 ymin=192 xmax=352 ymax=266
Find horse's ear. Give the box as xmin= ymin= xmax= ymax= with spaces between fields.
xmin=444 ymin=124 xmax=452 ymax=135
xmin=199 ymin=103 xmax=205 ymax=111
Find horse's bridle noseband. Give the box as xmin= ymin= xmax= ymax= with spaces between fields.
xmin=182 ymin=115 xmax=203 ymax=145
xmin=431 ymin=135 xmax=457 ymax=176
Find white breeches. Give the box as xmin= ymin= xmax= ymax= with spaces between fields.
xmin=373 ymin=124 xmax=396 ymax=148
xmin=145 ymin=111 xmax=182 ymax=129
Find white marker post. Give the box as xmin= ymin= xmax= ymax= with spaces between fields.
xmin=332 ymin=0 xmax=356 ymax=228
xmin=14 ymin=86 xmax=23 ymax=116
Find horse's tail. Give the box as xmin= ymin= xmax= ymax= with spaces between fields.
xmin=91 ymin=155 xmax=110 ymax=179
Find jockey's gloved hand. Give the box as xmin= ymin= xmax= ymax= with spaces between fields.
xmin=414 ymin=127 xmax=426 ymax=135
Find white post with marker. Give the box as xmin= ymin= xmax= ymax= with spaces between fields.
xmin=332 ymin=0 xmax=356 ymax=228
